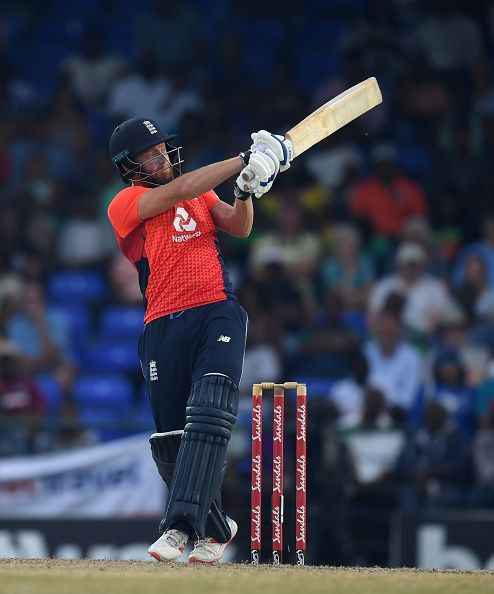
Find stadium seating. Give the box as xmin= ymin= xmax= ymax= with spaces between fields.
xmin=47 ymin=270 xmax=107 ymax=304
xmin=35 ymin=375 xmax=64 ymax=418
xmin=83 ymin=340 xmax=140 ymax=372
xmin=100 ymin=306 xmax=145 ymax=339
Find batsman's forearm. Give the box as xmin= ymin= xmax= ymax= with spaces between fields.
xmin=179 ymin=157 xmax=243 ymax=199
xmin=138 ymin=157 xmax=243 ymax=219
xmin=229 ymin=197 xmax=254 ymax=237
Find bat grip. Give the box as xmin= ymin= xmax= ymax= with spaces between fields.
xmin=242 ymin=169 xmax=255 ymax=182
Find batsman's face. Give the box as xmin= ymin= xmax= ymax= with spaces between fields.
xmin=138 ymin=142 xmax=174 ymax=183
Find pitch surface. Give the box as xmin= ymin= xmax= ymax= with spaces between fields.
xmin=1 ymin=559 xmax=493 ymax=594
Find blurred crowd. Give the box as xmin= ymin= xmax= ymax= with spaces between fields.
xmin=2 ymin=0 xmax=494 ymax=564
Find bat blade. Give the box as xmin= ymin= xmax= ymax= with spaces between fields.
xmin=241 ymin=77 xmax=382 ymax=182
xmin=286 ymin=77 xmax=382 ymax=157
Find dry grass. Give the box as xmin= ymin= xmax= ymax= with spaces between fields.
xmin=1 ymin=559 xmax=493 ymax=594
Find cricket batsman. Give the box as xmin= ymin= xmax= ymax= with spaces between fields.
xmin=107 ymin=117 xmax=292 ymax=563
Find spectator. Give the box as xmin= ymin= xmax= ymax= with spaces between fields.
xmin=468 ymin=403 xmax=494 ymax=507
xmin=369 ymin=241 xmax=452 ymax=336
xmin=4 ymin=280 xmax=76 ymax=398
xmin=350 ymin=143 xmax=428 ymax=239
xmin=412 ymin=0 xmax=483 ymax=73
xmin=433 ymin=122 xmax=486 ymax=203
xmin=250 ymin=202 xmax=321 ymax=278
xmin=291 ymin=291 xmax=360 ymax=380
xmin=364 ymin=310 xmax=423 ymax=413
xmin=413 ymin=349 xmax=476 ymax=439
xmin=46 ymin=84 xmax=91 ymax=183
xmin=107 ymin=51 xmax=172 ymax=124
xmin=61 ymin=30 xmax=126 ymax=109
xmin=0 ymin=338 xmax=45 ymax=455
xmin=329 ymin=350 xmax=369 ymax=429
xmin=0 ymin=269 xmax=23 ymax=333
xmin=247 ymin=255 xmax=305 ymax=340
xmin=307 ymin=397 xmax=355 ymax=565
xmin=396 ymin=402 xmax=470 ymax=511
xmin=57 ymin=193 xmax=114 ymax=268
xmin=455 ymin=253 xmax=494 ymax=323
xmin=453 ymin=213 xmax=494 ymax=289
xmin=344 ymin=386 xmax=405 ymax=511
xmin=400 ymin=216 xmax=450 ymax=280
xmin=136 ymin=0 xmax=203 ymax=74
xmin=320 ymin=223 xmax=375 ymax=311
xmin=475 ymin=363 xmax=494 ymax=422
xmin=34 ymin=400 xmax=98 ymax=453
xmin=249 ymin=202 xmax=322 ymax=309
xmin=108 ymin=252 xmax=143 ymax=305
xmin=238 ymin=316 xmax=281 ymax=398
xmin=398 ymin=56 xmax=451 ymax=140
xmin=16 ymin=152 xmax=61 ymax=216
xmin=434 ymin=304 xmax=489 ymax=387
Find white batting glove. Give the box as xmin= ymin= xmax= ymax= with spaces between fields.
xmin=250 ymin=130 xmax=294 ymax=172
xmin=237 ymin=151 xmax=278 ymax=199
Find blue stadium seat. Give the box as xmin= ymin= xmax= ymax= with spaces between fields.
xmin=47 ymin=270 xmax=107 ymax=304
xmin=342 ymin=311 xmax=368 ymax=339
xmin=78 ymin=408 xmax=132 ymax=441
xmin=100 ymin=306 xmax=144 ymax=339
xmin=74 ymin=374 xmax=135 ymax=440
xmin=84 ymin=340 xmax=139 ymax=372
xmin=295 ymin=49 xmax=341 ymax=92
xmin=396 ymin=144 xmax=434 ymax=178
xmin=74 ymin=373 xmax=133 ymax=411
xmin=299 ymin=378 xmax=335 ymax=398
xmin=35 ymin=375 xmax=63 ymax=417
xmin=55 ymin=303 xmax=92 ymax=339
xmin=129 ymin=394 xmax=155 ymax=434
xmin=48 ymin=0 xmax=103 ymax=16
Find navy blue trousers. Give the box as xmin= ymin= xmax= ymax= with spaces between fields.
xmin=139 ymin=299 xmax=248 ymax=432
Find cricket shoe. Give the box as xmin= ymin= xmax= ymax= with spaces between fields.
xmin=188 ymin=517 xmax=238 ymax=564
xmin=148 ymin=528 xmax=189 ymax=562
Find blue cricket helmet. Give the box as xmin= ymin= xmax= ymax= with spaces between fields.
xmin=109 ymin=117 xmax=179 ymax=184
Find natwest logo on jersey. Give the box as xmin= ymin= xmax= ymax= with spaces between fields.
xmin=172 ymin=206 xmax=202 ymax=243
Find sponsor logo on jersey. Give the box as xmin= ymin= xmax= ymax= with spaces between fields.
xmin=173 ymin=207 xmax=197 ymax=232
xmin=171 ymin=207 xmax=201 ymax=242
xmin=217 ymin=335 xmax=231 ymax=342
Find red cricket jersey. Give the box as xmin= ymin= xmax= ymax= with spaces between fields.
xmin=108 ymin=185 xmax=232 ymax=324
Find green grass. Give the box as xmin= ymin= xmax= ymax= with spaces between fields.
xmin=1 ymin=559 xmax=493 ymax=594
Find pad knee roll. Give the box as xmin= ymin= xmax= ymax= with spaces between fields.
xmin=185 ymin=373 xmax=238 ymax=440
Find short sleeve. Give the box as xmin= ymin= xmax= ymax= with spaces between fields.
xmin=201 ymin=190 xmax=220 ymax=210
xmin=108 ymin=186 xmax=148 ymax=237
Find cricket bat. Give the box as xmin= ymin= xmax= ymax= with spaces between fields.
xmin=242 ymin=77 xmax=382 ymax=181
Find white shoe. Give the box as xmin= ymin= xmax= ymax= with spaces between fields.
xmin=188 ymin=517 xmax=238 ymax=564
xmin=148 ymin=528 xmax=189 ymax=562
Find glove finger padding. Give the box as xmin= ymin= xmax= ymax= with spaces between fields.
xmin=248 ymin=151 xmax=276 ymax=181
xmin=251 ymin=129 xmax=293 ymax=171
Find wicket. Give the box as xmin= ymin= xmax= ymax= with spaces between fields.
xmin=251 ymin=382 xmax=307 ymax=565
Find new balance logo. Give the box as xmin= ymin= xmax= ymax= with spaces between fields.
xmin=217 ymin=335 xmax=231 ymax=343
xmin=143 ymin=120 xmax=158 ymax=134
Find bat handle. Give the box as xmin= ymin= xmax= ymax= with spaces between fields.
xmin=242 ymin=169 xmax=255 ymax=182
